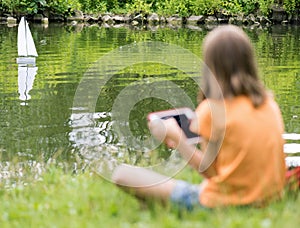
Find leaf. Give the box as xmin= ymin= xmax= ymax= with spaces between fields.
xmin=30 ymin=2 xmax=36 ymax=7
xmin=39 ymin=0 xmax=47 ymax=6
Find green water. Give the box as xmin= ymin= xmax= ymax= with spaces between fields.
xmin=0 ymin=23 xmax=299 ymax=169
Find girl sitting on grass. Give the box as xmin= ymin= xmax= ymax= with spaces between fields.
xmin=112 ymin=25 xmax=286 ymax=210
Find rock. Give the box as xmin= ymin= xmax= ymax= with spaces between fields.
xmin=85 ymin=16 xmax=100 ymax=23
xmin=67 ymin=16 xmax=84 ymax=22
xmin=167 ymin=15 xmax=182 ymax=26
xmin=102 ymin=14 xmax=114 ymax=25
xmin=257 ymin=16 xmax=271 ymax=26
xmin=251 ymin=21 xmax=261 ymax=28
xmin=205 ymin=16 xmax=218 ymax=25
xmin=131 ymin=20 xmax=139 ymax=26
xmin=185 ymin=24 xmax=203 ymax=31
xmin=123 ymin=14 xmax=131 ymax=23
xmin=74 ymin=10 xmax=84 ymax=18
xmin=41 ymin=17 xmax=49 ymax=24
xmin=148 ymin=13 xmax=160 ymax=25
xmin=160 ymin=16 xmax=167 ymax=24
xmin=102 ymin=23 xmax=111 ymax=28
xmin=186 ymin=15 xmax=205 ymax=25
xmin=7 ymin=16 xmax=17 ymax=25
xmin=70 ymin=20 xmax=78 ymax=26
xmin=133 ymin=14 xmax=146 ymax=23
xmin=244 ymin=14 xmax=256 ymax=25
xmin=112 ymin=15 xmax=126 ymax=24
xmin=218 ymin=17 xmax=229 ymax=24
xmin=113 ymin=24 xmax=126 ymax=28
xmin=229 ymin=14 xmax=244 ymax=25
xmin=147 ymin=24 xmax=160 ymax=31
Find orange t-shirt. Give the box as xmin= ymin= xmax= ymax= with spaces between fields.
xmin=195 ymin=96 xmax=286 ymax=208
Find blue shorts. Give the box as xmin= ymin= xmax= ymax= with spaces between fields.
xmin=170 ymin=180 xmax=205 ymax=211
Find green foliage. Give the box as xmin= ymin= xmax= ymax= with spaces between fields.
xmin=156 ymin=0 xmax=199 ymax=16
xmin=0 ymin=0 xmax=16 ymax=14
xmin=105 ymin=0 xmax=122 ymax=11
xmin=0 ymin=0 xmax=32 ymax=14
xmin=258 ymin=0 xmax=274 ymax=15
xmin=77 ymin=0 xmax=128 ymax=14
xmin=47 ymin=0 xmax=80 ymax=16
xmin=283 ymin=0 xmax=300 ymax=14
xmin=22 ymin=0 xmax=47 ymax=14
xmin=125 ymin=0 xmax=153 ymax=14
xmin=161 ymin=0 xmax=192 ymax=16
xmin=78 ymin=0 xmax=107 ymax=14
xmin=190 ymin=0 xmax=221 ymax=15
xmin=0 ymin=0 xmax=299 ymax=18
xmin=0 ymin=0 xmax=80 ymax=16
xmin=237 ymin=0 xmax=258 ymax=14
xmin=220 ymin=0 xmax=244 ymax=15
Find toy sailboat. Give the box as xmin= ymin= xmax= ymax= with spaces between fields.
xmin=16 ymin=17 xmax=38 ymax=65
xmin=16 ymin=17 xmax=38 ymax=103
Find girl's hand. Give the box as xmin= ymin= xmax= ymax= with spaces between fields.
xmin=148 ymin=118 xmax=187 ymax=149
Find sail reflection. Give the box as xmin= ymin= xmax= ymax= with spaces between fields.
xmin=18 ymin=65 xmax=37 ymax=102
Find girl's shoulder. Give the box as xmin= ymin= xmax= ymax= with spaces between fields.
xmin=197 ymin=94 xmax=279 ymax=114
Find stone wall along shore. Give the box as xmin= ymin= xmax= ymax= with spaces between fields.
xmin=1 ymin=6 xmax=299 ymax=28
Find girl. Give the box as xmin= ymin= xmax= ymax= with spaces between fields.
xmin=112 ymin=25 xmax=286 ymax=210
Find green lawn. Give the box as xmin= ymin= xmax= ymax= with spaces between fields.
xmin=0 ymin=166 xmax=299 ymax=228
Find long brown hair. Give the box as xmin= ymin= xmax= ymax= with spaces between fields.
xmin=199 ymin=25 xmax=266 ymax=107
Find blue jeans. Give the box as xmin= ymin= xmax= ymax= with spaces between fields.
xmin=170 ymin=180 xmax=206 ymax=211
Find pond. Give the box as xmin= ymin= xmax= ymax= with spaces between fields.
xmin=0 ymin=22 xmax=300 ymax=181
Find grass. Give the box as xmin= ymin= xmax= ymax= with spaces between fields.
xmin=0 ymin=164 xmax=299 ymax=228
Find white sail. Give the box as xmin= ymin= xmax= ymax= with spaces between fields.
xmin=17 ymin=17 xmax=26 ymax=56
xmin=17 ymin=17 xmax=38 ymax=57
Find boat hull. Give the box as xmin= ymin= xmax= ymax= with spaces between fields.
xmin=16 ymin=56 xmax=36 ymax=66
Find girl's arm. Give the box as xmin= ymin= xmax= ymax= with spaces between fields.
xmin=148 ymin=118 xmax=216 ymax=178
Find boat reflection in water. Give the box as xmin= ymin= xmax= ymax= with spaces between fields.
xmin=18 ymin=65 xmax=37 ymax=104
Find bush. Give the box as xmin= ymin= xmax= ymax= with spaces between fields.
xmin=0 ymin=0 xmax=14 ymax=14
xmin=125 ymin=0 xmax=153 ymax=14
xmin=190 ymin=0 xmax=221 ymax=15
xmin=0 ymin=0 xmax=299 ymax=18
xmin=0 ymin=0 xmax=47 ymax=14
xmin=237 ymin=0 xmax=258 ymax=15
xmin=47 ymin=0 xmax=81 ymax=16
xmin=78 ymin=0 xmax=107 ymax=14
xmin=283 ymin=0 xmax=300 ymax=14
xmin=258 ymin=0 xmax=274 ymax=15
xmin=0 ymin=0 xmax=80 ymax=16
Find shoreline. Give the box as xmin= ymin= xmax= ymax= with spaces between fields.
xmin=1 ymin=6 xmax=299 ymax=28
